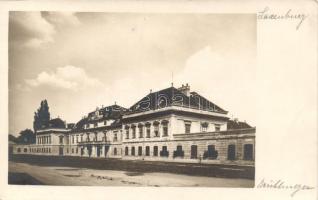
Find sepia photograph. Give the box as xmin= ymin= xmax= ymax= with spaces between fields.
xmin=8 ymin=11 xmax=256 ymax=187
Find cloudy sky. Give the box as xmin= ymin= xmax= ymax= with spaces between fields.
xmin=9 ymin=12 xmax=256 ymax=136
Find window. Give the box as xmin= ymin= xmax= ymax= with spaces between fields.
xmin=72 ymin=148 xmax=74 ymax=153
xmin=104 ymin=121 xmax=107 ymax=125
xmin=138 ymin=146 xmax=142 ymax=156
xmin=94 ymin=122 xmax=98 ymax=128
xmin=191 ymin=145 xmax=198 ymax=159
xmin=185 ymin=121 xmax=191 ymax=133
xmin=160 ymin=146 xmax=169 ymax=157
xmin=227 ymin=144 xmax=236 ymax=160
xmin=131 ymin=147 xmax=135 ymax=156
xmin=59 ymin=136 xmax=64 ymax=144
xmin=204 ymin=145 xmax=218 ymax=159
xmin=86 ymin=124 xmax=90 ymax=129
xmin=125 ymin=147 xmax=129 ymax=155
xmin=132 ymin=126 xmax=136 ymax=138
xmin=154 ymin=124 xmax=159 ymax=137
xmin=76 ymin=148 xmax=78 ymax=154
xmin=80 ymin=135 xmax=83 ymax=142
xmin=49 ymin=148 xmax=51 ymax=153
xmin=173 ymin=145 xmax=184 ymax=158
xmin=125 ymin=128 xmax=129 ymax=139
xmin=72 ymin=136 xmax=74 ymax=144
xmin=153 ymin=146 xmax=158 ymax=156
xmin=76 ymin=135 xmax=79 ymax=143
xmin=146 ymin=125 xmax=151 ymax=138
xmin=114 ymin=148 xmax=117 ymax=155
xmin=138 ymin=125 xmax=143 ymax=138
xmin=17 ymin=148 xmax=21 ymax=153
xmin=145 ymin=146 xmax=150 ymax=156
xmin=24 ymin=148 xmax=28 ymax=153
xmin=201 ymin=122 xmax=209 ymax=132
xmin=162 ymin=121 xmax=168 ymax=136
xmin=243 ymin=144 xmax=254 ymax=160
xmin=114 ymin=133 xmax=118 ymax=142
xmin=215 ymin=124 xmax=221 ymax=132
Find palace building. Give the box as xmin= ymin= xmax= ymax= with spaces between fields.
xmin=12 ymin=84 xmax=256 ymax=166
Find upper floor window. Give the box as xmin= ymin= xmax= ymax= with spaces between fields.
xmin=104 ymin=121 xmax=107 ymax=125
xmin=215 ymin=124 xmax=221 ymax=132
xmin=146 ymin=124 xmax=151 ymax=138
xmin=72 ymin=135 xmax=74 ymax=144
xmin=201 ymin=122 xmax=209 ymax=132
xmin=125 ymin=128 xmax=129 ymax=139
xmin=138 ymin=125 xmax=143 ymax=138
xmin=94 ymin=122 xmax=98 ymax=128
xmin=59 ymin=136 xmax=64 ymax=144
xmin=162 ymin=121 xmax=168 ymax=136
xmin=185 ymin=121 xmax=191 ymax=134
xmin=132 ymin=126 xmax=136 ymax=138
xmin=86 ymin=124 xmax=90 ymax=129
xmin=114 ymin=133 xmax=118 ymax=142
xmin=154 ymin=124 xmax=159 ymax=137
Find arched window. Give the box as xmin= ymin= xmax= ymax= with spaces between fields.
xmin=125 ymin=146 xmax=129 ymax=155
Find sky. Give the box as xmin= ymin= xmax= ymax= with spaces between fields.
xmin=9 ymin=12 xmax=256 ymax=136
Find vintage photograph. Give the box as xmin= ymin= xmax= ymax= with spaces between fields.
xmin=8 ymin=11 xmax=256 ymax=187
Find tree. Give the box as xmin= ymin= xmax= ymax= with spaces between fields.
xmin=33 ymin=99 xmax=50 ymax=132
xmin=16 ymin=129 xmax=35 ymax=144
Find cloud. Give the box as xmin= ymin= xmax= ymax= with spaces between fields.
xmin=42 ymin=12 xmax=81 ymax=27
xmin=25 ymin=65 xmax=103 ymax=91
xmin=10 ymin=12 xmax=80 ymax=48
xmin=10 ymin=12 xmax=56 ymax=48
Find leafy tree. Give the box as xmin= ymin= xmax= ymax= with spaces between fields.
xmin=16 ymin=129 xmax=35 ymax=144
xmin=33 ymin=99 xmax=50 ymax=132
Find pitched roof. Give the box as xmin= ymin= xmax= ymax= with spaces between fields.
xmin=128 ymin=86 xmax=227 ymax=114
xmin=73 ymin=104 xmax=127 ymax=130
xmin=227 ymin=120 xmax=252 ymax=130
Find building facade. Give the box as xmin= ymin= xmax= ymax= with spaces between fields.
xmin=12 ymin=84 xmax=256 ymax=166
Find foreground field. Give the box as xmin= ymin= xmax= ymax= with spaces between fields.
xmin=9 ymin=161 xmax=254 ymax=187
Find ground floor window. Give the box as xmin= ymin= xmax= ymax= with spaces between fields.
xmin=23 ymin=148 xmax=27 ymax=153
xmin=228 ymin=144 xmax=236 ymax=160
xmin=153 ymin=146 xmax=158 ymax=156
xmin=138 ymin=146 xmax=142 ymax=156
xmin=160 ymin=146 xmax=169 ymax=157
xmin=72 ymin=148 xmax=74 ymax=154
xmin=131 ymin=147 xmax=135 ymax=156
xmin=190 ymin=145 xmax=197 ymax=159
xmin=145 ymin=146 xmax=150 ymax=156
xmin=173 ymin=145 xmax=184 ymax=158
xmin=125 ymin=147 xmax=129 ymax=155
xmin=243 ymin=144 xmax=254 ymax=160
xmin=204 ymin=145 xmax=218 ymax=159
xmin=114 ymin=148 xmax=117 ymax=155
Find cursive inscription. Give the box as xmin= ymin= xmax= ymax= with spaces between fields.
xmin=258 ymin=7 xmax=308 ymax=30
xmin=257 ymin=178 xmax=314 ymax=197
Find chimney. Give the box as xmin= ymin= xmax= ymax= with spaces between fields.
xmin=178 ymin=83 xmax=190 ymax=96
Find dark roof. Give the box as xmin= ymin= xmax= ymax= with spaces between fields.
xmin=227 ymin=120 xmax=252 ymax=130
xmin=73 ymin=104 xmax=127 ymax=130
xmin=127 ymin=87 xmax=227 ymax=114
